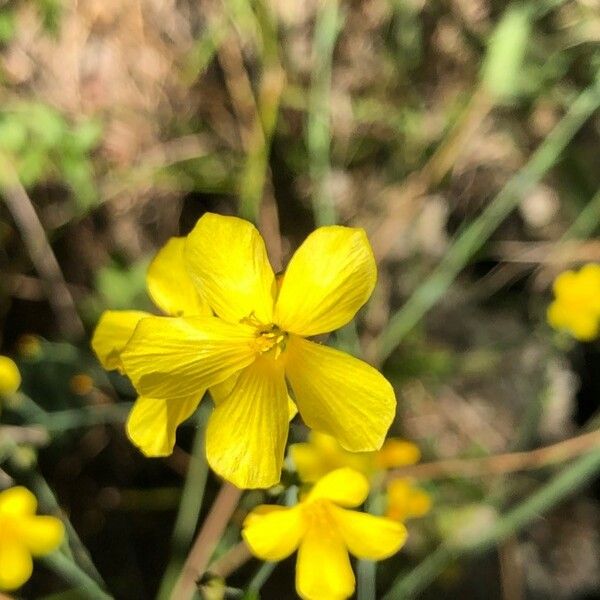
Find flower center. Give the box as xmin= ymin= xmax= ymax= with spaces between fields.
xmin=241 ymin=314 xmax=288 ymax=358
xmin=255 ymin=323 xmax=287 ymax=357
xmin=304 ymin=499 xmax=337 ymax=533
xmin=0 ymin=515 xmax=17 ymax=540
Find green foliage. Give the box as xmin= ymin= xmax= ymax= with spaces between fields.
xmin=0 ymin=103 xmax=102 ymax=209
xmin=482 ymin=4 xmax=533 ymax=101
xmin=0 ymin=9 xmax=16 ymax=43
xmin=95 ymin=259 xmax=151 ymax=311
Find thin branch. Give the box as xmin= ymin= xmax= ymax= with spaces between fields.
xmin=388 ymin=429 xmax=600 ymax=481
xmin=169 ymin=482 xmax=243 ymax=600
xmin=0 ymin=156 xmax=85 ymax=340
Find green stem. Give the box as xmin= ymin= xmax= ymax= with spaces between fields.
xmin=3 ymin=435 xmax=104 ymax=585
xmin=157 ymin=406 xmax=210 ymax=600
xmin=307 ymin=0 xmax=343 ymax=227
xmin=561 ymin=187 xmax=600 ymax=241
xmin=30 ymin=471 xmax=105 ymax=585
xmin=377 ymin=73 xmax=600 ymax=363
xmin=44 ymin=404 xmax=133 ymax=432
xmin=237 ymin=1 xmax=284 ymax=223
xmin=246 ymin=561 xmax=277 ymax=594
xmin=42 ymin=552 xmax=113 ymax=600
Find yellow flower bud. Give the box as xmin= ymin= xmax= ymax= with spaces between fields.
xmin=0 ymin=356 xmax=21 ymax=396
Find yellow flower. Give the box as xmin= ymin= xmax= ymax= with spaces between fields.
xmin=385 ymin=478 xmax=432 ymax=522
xmin=92 ymin=236 xmax=213 ymax=458
xmin=93 ymin=214 xmax=396 ymax=489
xmin=547 ymin=264 xmax=600 ymax=341
xmin=0 ymin=356 xmax=21 ymax=396
xmin=242 ymin=468 xmax=407 ymax=600
xmin=291 ymin=431 xmax=420 ymax=483
xmin=0 ymin=486 xmax=64 ymax=591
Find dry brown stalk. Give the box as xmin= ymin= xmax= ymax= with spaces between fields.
xmin=0 ymin=157 xmax=84 ymax=340
xmin=169 ymin=482 xmax=243 ymax=600
xmin=388 ymin=429 xmax=600 ymax=481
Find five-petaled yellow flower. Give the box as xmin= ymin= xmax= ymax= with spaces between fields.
xmin=547 ymin=263 xmax=600 ymax=341
xmin=92 ymin=213 xmax=396 ymax=489
xmin=242 ymin=468 xmax=407 ymax=600
xmin=0 ymin=486 xmax=64 ymax=591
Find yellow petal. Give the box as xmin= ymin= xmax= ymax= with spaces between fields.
xmin=330 ymin=505 xmax=407 ymax=560
xmin=296 ymin=525 xmax=354 ymax=600
xmin=0 ymin=356 xmax=21 ymax=396
xmin=16 ymin=515 xmax=64 ymax=556
xmin=0 ymin=486 xmax=36 ymax=516
xmin=291 ymin=432 xmax=373 ymax=483
xmin=290 ymin=443 xmax=328 ymax=483
xmin=147 ymin=237 xmax=211 ymax=317
xmin=91 ymin=310 xmax=149 ymax=372
xmin=185 ymin=213 xmax=276 ymax=324
xmin=0 ymin=539 xmax=32 ymax=591
xmin=275 ymin=226 xmax=376 ymax=336
xmin=569 ymin=315 xmax=600 ymax=341
xmin=243 ymin=505 xmax=306 ymax=560
xmin=307 ymin=468 xmax=369 ymax=508
xmin=120 ymin=316 xmax=255 ymax=400
xmin=126 ymin=395 xmax=202 ymax=457
xmin=375 ymin=439 xmax=421 ymax=469
xmin=205 ymin=357 xmax=289 ymax=489
xmin=286 ymin=336 xmax=396 ymax=452
xmin=210 ymin=374 xmax=297 ymax=422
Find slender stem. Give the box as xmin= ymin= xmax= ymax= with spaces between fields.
xmin=44 ymin=404 xmax=133 ymax=432
xmin=307 ymin=0 xmax=343 ymax=228
xmin=387 ymin=428 xmax=600 ymax=481
xmin=29 ymin=471 xmax=105 ymax=584
xmin=377 ymin=74 xmax=600 ymax=363
xmin=41 ymin=552 xmax=112 ymax=600
xmin=3 ymin=436 xmax=104 ymax=584
xmin=0 ymin=155 xmax=84 ymax=340
xmin=357 ymin=493 xmax=378 ymax=600
xmin=247 ymin=561 xmax=277 ymax=594
xmin=562 ymin=188 xmax=600 ymax=241
xmin=169 ymin=482 xmax=243 ymax=600
xmin=157 ymin=408 xmax=210 ymax=600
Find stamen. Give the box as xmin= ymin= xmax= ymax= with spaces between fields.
xmin=253 ymin=323 xmax=288 ymax=358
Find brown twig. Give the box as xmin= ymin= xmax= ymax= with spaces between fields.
xmin=0 ymin=156 xmax=85 ymax=340
xmin=388 ymin=429 xmax=600 ymax=481
xmin=169 ymin=482 xmax=243 ymax=600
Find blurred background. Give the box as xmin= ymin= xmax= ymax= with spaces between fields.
xmin=0 ymin=0 xmax=600 ymax=598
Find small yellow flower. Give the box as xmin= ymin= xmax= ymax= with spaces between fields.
xmin=385 ymin=478 xmax=432 ymax=522
xmin=242 ymin=468 xmax=407 ymax=600
xmin=93 ymin=214 xmax=396 ymax=489
xmin=0 ymin=486 xmax=64 ymax=591
xmin=547 ymin=263 xmax=600 ymax=341
xmin=0 ymin=356 xmax=21 ymax=396
xmin=291 ymin=431 xmax=420 ymax=483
